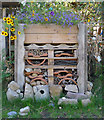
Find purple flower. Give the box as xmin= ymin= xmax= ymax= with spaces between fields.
xmin=50 ymin=11 xmax=54 ymax=16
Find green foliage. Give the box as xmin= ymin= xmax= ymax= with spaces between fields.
xmin=0 ymin=49 xmax=14 ymax=83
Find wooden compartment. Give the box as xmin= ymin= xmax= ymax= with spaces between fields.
xmin=15 ymin=23 xmax=88 ymax=93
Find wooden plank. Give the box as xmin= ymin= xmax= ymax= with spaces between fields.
xmin=48 ymin=49 xmax=54 ymax=85
xmin=24 ymin=57 xmax=77 ymax=60
xmin=85 ymin=24 xmax=88 ymax=92
xmin=14 ymin=30 xmax=18 ymax=82
xmin=0 ymin=19 xmax=2 ymax=83
xmin=25 ymin=44 xmax=78 ymax=50
xmin=16 ymin=24 xmax=25 ymax=91
xmin=77 ymin=23 xmax=87 ymax=93
xmin=8 ymin=23 xmax=11 ymax=60
xmin=25 ymin=34 xmax=78 ymax=44
xmin=25 ymin=65 xmax=77 ymax=69
xmin=24 ymin=24 xmax=78 ymax=34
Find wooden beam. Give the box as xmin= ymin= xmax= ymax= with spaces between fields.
xmin=25 ymin=44 xmax=78 ymax=50
xmin=16 ymin=24 xmax=25 ymax=91
xmin=48 ymin=49 xmax=54 ymax=85
xmin=25 ymin=33 xmax=78 ymax=44
xmin=24 ymin=24 xmax=78 ymax=34
xmin=77 ymin=23 xmax=87 ymax=93
xmin=25 ymin=65 xmax=77 ymax=69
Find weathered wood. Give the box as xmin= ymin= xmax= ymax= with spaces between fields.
xmin=25 ymin=65 xmax=77 ymax=69
xmin=14 ymin=30 xmax=18 ymax=82
xmin=24 ymin=57 xmax=77 ymax=60
xmin=48 ymin=50 xmax=54 ymax=85
xmin=25 ymin=33 xmax=78 ymax=44
xmin=25 ymin=44 xmax=78 ymax=50
xmin=8 ymin=24 xmax=11 ymax=60
xmin=85 ymin=24 xmax=88 ymax=92
xmin=16 ymin=24 xmax=25 ymax=91
xmin=24 ymin=24 xmax=78 ymax=34
xmin=77 ymin=23 xmax=87 ymax=93
xmin=0 ymin=19 xmax=2 ymax=81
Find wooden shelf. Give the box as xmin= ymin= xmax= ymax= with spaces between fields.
xmin=25 ymin=65 xmax=77 ymax=69
xmin=25 ymin=57 xmax=77 ymax=60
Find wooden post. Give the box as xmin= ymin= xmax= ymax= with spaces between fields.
xmin=0 ymin=1 xmax=3 ymax=118
xmin=77 ymin=23 xmax=88 ymax=93
xmin=14 ymin=30 xmax=18 ymax=82
xmin=48 ymin=49 xmax=54 ymax=85
xmin=16 ymin=24 xmax=25 ymax=91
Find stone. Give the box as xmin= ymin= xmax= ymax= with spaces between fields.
xmin=20 ymin=106 xmax=30 ymax=113
xmin=34 ymin=68 xmax=41 ymax=73
xmin=25 ymin=68 xmax=32 ymax=72
xmin=16 ymin=89 xmax=21 ymax=94
xmin=19 ymin=93 xmax=23 ymax=99
xmin=6 ymin=88 xmax=19 ymax=101
xmin=58 ymin=97 xmax=78 ymax=105
xmin=19 ymin=112 xmax=28 ymax=116
xmin=87 ymin=81 xmax=93 ymax=91
xmin=30 ymin=81 xmax=37 ymax=86
xmin=85 ymin=91 xmax=92 ymax=98
xmin=65 ymin=85 xmax=78 ymax=93
xmin=32 ymin=73 xmax=38 ymax=77
xmin=66 ymin=92 xmax=88 ymax=100
xmin=25 ymin=77 xmax=30 ymax=83
xmin=40 ymin=81 xmax=46 ymax=85
xmin=49 ymin=85 xmax=62 ymax=98
xmin=7 ymin=111 xmax=17 ymax=117
xmin=8 ymin=81 xmax=20 ymax=91
xmin=33 ymin=85 xmax=50 ymax=101
xmin=24 ymin=83 xmax=34 ymax=99
xmin=33 ymin=86 xmax=38 ymax=93
xmin=49 ymin=102 xmax=55 ymax=107
xmin=82 ymin=99 xmax=91 ymax=106
xmin=36 ymin=81 xmax=41 ymax=85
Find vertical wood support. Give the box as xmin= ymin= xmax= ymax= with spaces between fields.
xmin=14 ymin=30 xmax=18 ymax=82
xmin=2 ymin=8 xmax=6 ymax=56
xmin=48 ymin=49 xmax=54 ymax=85
xmin=16 ymin=24 xmax=25 ymax=91
xmin=77 ymin=23 xmax=88 ymax=93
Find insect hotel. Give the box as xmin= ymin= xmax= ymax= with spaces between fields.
xmin=7 ymin=22 xmax=87 ymax=100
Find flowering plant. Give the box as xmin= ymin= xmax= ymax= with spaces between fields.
xmin=1 ymin=1 xmax=81 ymax=40
xmin=16 ymin=2 xmax=80 ymax=28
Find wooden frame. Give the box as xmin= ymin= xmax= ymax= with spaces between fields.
xmin=15 ymin=23 xmax=88 ymax=93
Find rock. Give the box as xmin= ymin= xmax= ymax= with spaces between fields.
xmin=32 ymin=73 xmax=38 ymax=77
xmin=6 ymin=88 xmax=19 ymax=101
xmin=30 ymin=81 xmax=37 ymax=86
xmin=40 ymin=81 xmax=46 ymax=85
xmin=66 ymin=92 xmax=88 ymax=100
xmin=58 ymin=97 xmax=78 ymax=105
xmin=36 ymin=81 xmax=41 ymax=85
xmin=85 ymin=91 xmax=92 ymax=98
xmin=8 ymin=81 xmax=20 ymax=91
xmin=65 ymin=85 xmax=78 ymax=93
xmin=24 ymin=83 xmax=34 ymax=99
xmin=20 ymin=106 xmax=30 ymax=113
xmin=34 ymin=68 xmax=41 ymax=73
xmin=82 ymin=99 xmax=91 ymax=106
xmin=87 ymin=81 xmax=93 ymax=91
xmin=25 ymin=77 xmax=30 ymax=83
xmin=19 ymin=112 xmax=28 ymax=116
xmin=25 ymin=68 xmax=32 ymax=72
xmin=7 ymin=111 xmax=17 ymax=117
xmin=19 ymin=93 xmax=23 ymax=99
xmin=33 ymin=85 xmax=50 ymax=101
xmin=49 ymin=102 xmax=55 ymax=107
xmin=49 ymin=85 xmax=62 ymax=98
xmin=16 ymin=89 xmax=21 ymax=94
